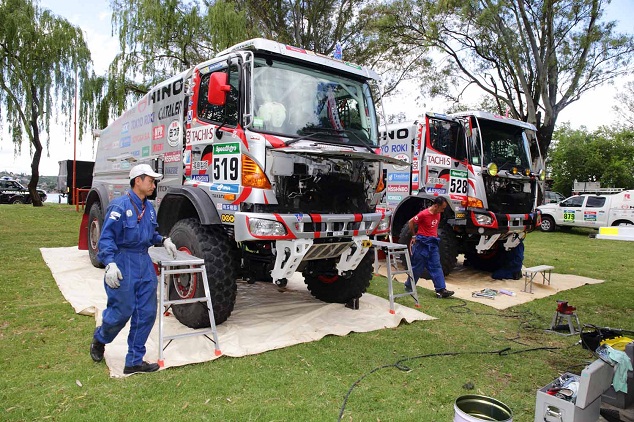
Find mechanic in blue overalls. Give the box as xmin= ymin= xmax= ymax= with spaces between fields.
xmin=90 ymin=164 xmax=178 ymax=375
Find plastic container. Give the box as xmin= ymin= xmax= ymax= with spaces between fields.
xmin=454 ymin=395 xmax=513 ymax=422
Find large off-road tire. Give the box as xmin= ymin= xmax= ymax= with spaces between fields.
xmin=302 ymin=253 xmax=373 ymax=303
xmin=88 ymin=203 xmax=104 ymax=268
xmin=168 ymin=219 xmax=239 ymax=327
xmin=540 ymin=215 xmax=556 ymax=232
xmin=397 ymin=223 xmax=458 ymax=276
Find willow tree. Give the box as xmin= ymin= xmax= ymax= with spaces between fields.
xmin=0 ymin=0 xmax=93 ymax=206
xmin=105 ymin=0 xmax=253 ymax=115
xmin=374 ymin=0 xmax=634 ymax=157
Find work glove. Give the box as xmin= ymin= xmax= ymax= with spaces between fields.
xmin=104 ymin=263 xmax=123 ymax=289
xmin=163 ymin=237 xmax=178 ymax=259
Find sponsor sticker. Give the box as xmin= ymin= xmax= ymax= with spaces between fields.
xmin=426 ymin=187 xmax=447 ymax=194
xmin=387 ymin=185 xmax=409 ymax=193
xmin=109 ymin=211 xmax=121 ymax=221
xmin=191 ymin=174 xmax=209 ymax=182
xmin=221 ymin=214 xmax=235 ymax=223
xmin=168 ymin=120 xmax=181 ymax=147
xmin=164 ymin=151 xmax=181 ymax=163
xmin=386 ymin=194 xmax=403 ymax=202
xmin=387 ymin=173 xmax=410 ymax=182
xmin=142 ymin=146 xmax=150 ymax=157
xmin=426 ymin=154 xmax=451 ymax=168
xmin=210 ymin=183 xmax=240 ymax=193
xmin=192 ymin=160 xmax=208 ymax=171
xmin=153 ymin=125 xmax=165 ymax=140
xmin=392 ymin=153 xmax=410 ymax=171
xmin=213 ymin=142 xmax=240 ymax=154
xmin=164 ymin=166 xmax=179 ymax=175
xmin=428 ymin=176 xmax=444 ymax=185
xmin=584 ymin=211 xmax=597 ymax=221
xmin=222 ymin=204 xmax=239 ymax=211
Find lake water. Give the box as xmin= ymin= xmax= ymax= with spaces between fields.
xmin=45 ymin=193 xmax=66 ymax=204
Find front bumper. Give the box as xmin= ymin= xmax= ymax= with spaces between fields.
xmin=233 ymin=211 xmax=389 ymax=242
xmin=453 ymin=208 xmax=541 ymax=236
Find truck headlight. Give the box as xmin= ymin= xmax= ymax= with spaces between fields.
xmin=487 ymin=162 xmax=498 ymax=176
xmin=377 ymin=217 xmax=390 ymax=232
xmin=475 ymin=214 xmax=493 ymax=226
xmin=248 ymin=218 xmax=287 ymax=236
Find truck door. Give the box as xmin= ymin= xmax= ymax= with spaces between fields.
xmin=421 ymin=114 xmax=468 ymax=201
xmin=187 ymin=61 xmax=242 ymax=184
xmin=556 ymin=195 xmax=586 ymax=226
xmin=581 ymin=196 xmax=608 ymax=228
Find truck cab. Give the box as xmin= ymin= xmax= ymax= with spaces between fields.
xmin=380 ymin=111 xmax=544 ymax=274
xmin=538 ymin=191 xmax=634 ymax=231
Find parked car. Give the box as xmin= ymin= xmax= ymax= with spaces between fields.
xmin=0 ymin=176 xmax=47 ymax=204
xmin=544 ymin=190 xmax=565 ymax=204
xmin=538 ymin=190 xmax=634 ymax=232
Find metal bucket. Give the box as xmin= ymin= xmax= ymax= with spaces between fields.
xmin=454 ymin=395 xmax=513 ymax=422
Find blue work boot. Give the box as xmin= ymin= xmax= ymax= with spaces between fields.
xmin=404 ymin=277 xmax=414 ymax=293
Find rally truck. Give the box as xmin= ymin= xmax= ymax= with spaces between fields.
xmin=538 ymin=190 xmax=634 ymax=232
xmin=379 ymin=111 xmax=544 ymax=274
xmin=78 ymin=38 xmax=401 ymax=328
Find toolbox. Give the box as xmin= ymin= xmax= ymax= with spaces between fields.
xmin=534 ymin=359 xmax=613 ymax=422
xmin=601 ymin=341 xmax=633 ymax=409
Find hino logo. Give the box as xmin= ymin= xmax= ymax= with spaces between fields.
xmin=148 ymin=78 xmax=184 ymax=105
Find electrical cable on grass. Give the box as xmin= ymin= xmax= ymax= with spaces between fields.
xmin=337 ymin=300 xmax=581 ymax=421
xmin=336 ymin=345 xmax=561 ymax=421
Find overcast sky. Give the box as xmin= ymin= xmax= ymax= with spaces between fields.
xmin=2 ymin=0 xmax=633 ymax=176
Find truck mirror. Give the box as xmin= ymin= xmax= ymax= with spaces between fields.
xmin=207 ymin=72 xmax=231 ymax=106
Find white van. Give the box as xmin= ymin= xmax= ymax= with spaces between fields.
xmin=538 ymin=190 xmax=634 ymax=231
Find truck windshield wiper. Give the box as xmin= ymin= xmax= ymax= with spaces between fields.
xmin=287 ymin=127 xmax=376 ymax=154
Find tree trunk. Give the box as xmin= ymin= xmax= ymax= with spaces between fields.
xmin=28 ymin=84 xmax=43 ymax=207
xmin=537 ymin=120 xmax=556 ymax=162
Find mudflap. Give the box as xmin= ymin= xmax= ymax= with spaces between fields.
xmin=78 ymin=212 xmax=89 ymax=250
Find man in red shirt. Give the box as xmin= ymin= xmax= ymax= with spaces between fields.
xmin=404 ymin=197 xmax=454 ymax=298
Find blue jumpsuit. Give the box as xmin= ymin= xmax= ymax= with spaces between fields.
xmin=410 ymin=235 xmax=447 ymax=291
xmin=94 ymin=191 xmax=163 ymax=367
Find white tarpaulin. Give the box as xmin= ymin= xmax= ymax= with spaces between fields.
xmin=41 ymin=247 xmax=434 ymax=377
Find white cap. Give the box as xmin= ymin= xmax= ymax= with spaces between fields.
xmin=129 ymin=164 xmax=163 ymax=181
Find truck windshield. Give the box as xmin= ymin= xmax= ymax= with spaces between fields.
xmin=475 ymin=119 xmax=532 ymax=171
xmin=251 ymin=56 xmax=379 ymax=147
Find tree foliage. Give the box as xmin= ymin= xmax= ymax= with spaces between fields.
xmin=613 ymin=80 xmax=634 ymax=128
xmin=105 ymin=0 xmax=414 ymax=118
xmin=549 ymin=123 xmax=634 ymax=196
xmin=104 ymin=0 xmax=253 ymax=116
xmin=372 ymin=0 xmax=634 ymax=158
xmin=0 ymin=0 xmax=94 ymax=206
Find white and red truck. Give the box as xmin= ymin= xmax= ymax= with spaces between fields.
xmin=78 ymin=38 xmax=402 ymax=327
xmin=379 ymin=111 xmax=544 ymax=274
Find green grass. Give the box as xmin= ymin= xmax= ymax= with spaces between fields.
xmin=1 ymin=205 xmax=633 ymax=421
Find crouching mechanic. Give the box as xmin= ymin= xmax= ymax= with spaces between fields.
xmin=90 ymin=164 xmax=178 ymax=374
xmin=404 ymin=197 xmax=455 ymax=299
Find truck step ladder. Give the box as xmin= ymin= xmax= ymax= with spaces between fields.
xmin=372 ymin=240 xmax=420 ymax=313
xmin=150 ymin=248 xmax=221 ymax=367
